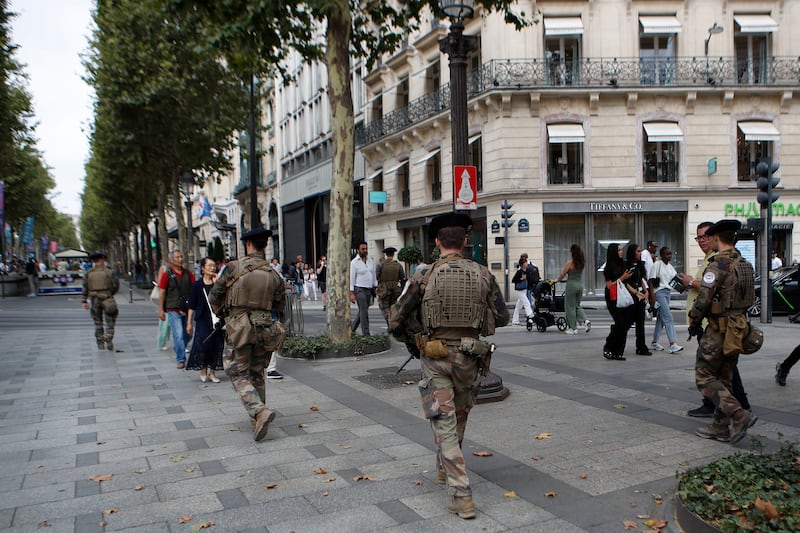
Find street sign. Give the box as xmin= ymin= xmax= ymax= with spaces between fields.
xmin=491 ymin=220 xmax=500 ymax=233
xmin=454 ymin=165 xmax=477 ymax=210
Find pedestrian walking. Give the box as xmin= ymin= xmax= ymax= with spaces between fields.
xmin=25 ymin=255 xmax=37 ymax=297
xmin=158 ymin=250 xmax=195 ymax=368
xmin=303 ymin=264 xmax=317 ymax=301
xmin=376 ymin=247 xmax=406 ymax=325
xmin=555 ymin=244 xmax=590 ymax=334
xmin=682 ymin=222 xmax=751 ymax=416
xmin=81 ymin=251 xmax=120 ymax=351
xmin=775 ymin=344 xmax=800 ymax=386
xmin=317 ymin=256 xmax=327 ymax=311
xmin=185 ymin=257 xmax=223 ymax=383
xmin=511 ymin=257 xmax=534 ymax=326
xmin=648 ymin=247 xmax=683 ymax=353
xmin=209 ymin=228 xmax=286 ymax=441
xmin=625 ymin=244 xmax=651 ymax=354
xmin=350 ymin=241 xmax=377 ymax=336
xmin=602 ymin=243 xmax=634 ymax=360
xmin=689 ymin=219 xmax=758 ymax=444
xmin=388 ymin=212 xmax=508 ymax=519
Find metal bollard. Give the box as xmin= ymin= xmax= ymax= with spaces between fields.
xmin=129 ymin=271 xmax=133 ymax=303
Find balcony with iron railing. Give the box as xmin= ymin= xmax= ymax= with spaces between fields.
xmin=357 ymin=56 xmax=800 ymax=146
xmin=547 ymin=163 xmax=584 ymax=185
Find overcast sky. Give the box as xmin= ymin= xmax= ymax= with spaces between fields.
xmin=9 ymin=0 xmax=94 ymax=216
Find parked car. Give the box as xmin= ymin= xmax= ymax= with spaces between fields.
xmin=748 ymin=265 xmax=800 ymax=317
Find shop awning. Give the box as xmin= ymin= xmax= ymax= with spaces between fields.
xmin=382 ymin=161 xmax=408 ymax=175
xmin=365 ymin=169 xmax=383 ymax=181
xmin=734 ymin=14 xmax=778 ymax=33
xmin=547 ymin=124 xmax=585 ymax=143
xmin=643 ymin=122 xmax=683 ymax=142
xmin=639 ymin=16 xmax=682 ymax=34
xmin=468 ymin=134 xmax=482 ymax=145
xmin=544 ymin=17 xmax=584 ymax=36
xmin=413 ymin=148 xmax=441 ymax=166
xmin=738 ymin=121 xmax=780 ymax=142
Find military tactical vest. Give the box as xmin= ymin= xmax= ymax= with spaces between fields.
xmin=379 ymin=260 xmax=402 ymax=283
xmin=225 ymin=257 xmax=282 ymax=311
xmin=421 ymin=256 xmax=488 ymax=331
xmin=87 ymin=267 xmax=113 ymax=296
xmin=714 ymin=252 xmax=755 ymax=314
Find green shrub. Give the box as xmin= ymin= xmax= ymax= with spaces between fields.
xmin=281 ymin=334 xmax=389 ymax=358
xmin=398 ymin=246 xmax=422 ymax=264
xmin=678 ymin=440 xmax=800 ymax=532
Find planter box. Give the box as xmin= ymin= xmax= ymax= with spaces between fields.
xmin=282 ymin=338 xmax=390 ymax=360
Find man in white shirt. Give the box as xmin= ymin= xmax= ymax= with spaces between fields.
xmin=350 ymin=241 xmax=377 ymax=336
xmin=642 ymin=240 xmax=657 ymax=278
xmin=771 ymin=251 xmax=782 ymax=270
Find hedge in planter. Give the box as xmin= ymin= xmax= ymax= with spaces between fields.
xmin=281 ymin=334 xmax=390 ymax=359
xmin=677 ymin=440 xmax=800 ymax=532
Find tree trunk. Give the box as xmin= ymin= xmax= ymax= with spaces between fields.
xmin=325 ymin=3 xmax=355 ymax=343
xmin=172 ymin=175 xmax=187 ymax=261
xmin=157 ymin=192 xmax=169 ymax=269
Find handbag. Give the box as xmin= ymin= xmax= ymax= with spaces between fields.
xmin=615 ymin=280 xmax=634 ymax=308
xmin=149 ymin=281 xmax=160 ymax=302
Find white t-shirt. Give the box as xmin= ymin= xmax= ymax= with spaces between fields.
xmin=642 ymin=250 xmax=655 ymax=278
xmin=771 ymin=257 xmax=782 ymax=270
xmin=650 ymin=260 xmax=677 ymax=292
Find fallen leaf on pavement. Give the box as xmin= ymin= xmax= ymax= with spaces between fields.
xmin=323 ymin=478 xmax=336 ymax=483
xmin=544 ymin=491 xmax=557 ymax=497
xmin=678 ymin=461 xmax=688 ymax=467
xmin=535 ymin=433 xmax=552 ymax=440
xmin=353 ymin=474 xmax=374 ymax=481
xmin=228 ymin=427 xmax=240 ymax=432
xmin=314 ymin=467 xmax=328 ymax=475
xmin=503 ymin=491 xmax=518 ymax=498
xmin=170 ymin=455 xmax=184 ymax=463
xmin=402 ymin=380 xmax=414 ymax=385
xmin=322 ymin=491 xmax=329 ymax=496
xmin=472 ymin=451 xmax=493 ymax=457
xmin=310 ymin=406 xmax=319 ymax=411
xmin=413 ymin=480 xmax=422 ymax=485
xmin=637 ymin=514 xmax=650 ymax=519
xmin=263 ymin=483 xmax=278 ymax=490
xmin=653 ymin=494 xmax=663 ymax=504
xmin=531 ymin=456 xmax=543 ymax=461
xmin=623 ymin=520 xmax=638 ymax=530
xmin=643 ymin=518 xmax=668 ymax=529
xmin=613 ymin=403 xmax=626 ymax=409
xmin=579 ymin=473 xmax=588 ymax=479
xmin=178 ymin=515 xmax=193 ymax=524
xmin=298 ymin=423 xmax=308 ymax=428
xmin=89 ymin=474 xmax=112 ymax=482
xmin=133 ymin=484 xmax=144 ymax=491
xmin=37 ymin=520 xmax=49 ymax=527
xmin=754 ymin=497 xmax=779 ymax=520
xmin=190 ymin=520 xmax=215 ymax=531
xmin=102 ymin=509 xmax=118 ymax=515
xmin=96 ymin=441 xmax=106 ymax=445
xmin=340 ymin=444 xmax=351 ymax=449
xmin=184 ymin=467 xmax=197 ymax=473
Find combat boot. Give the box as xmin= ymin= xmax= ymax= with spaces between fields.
xmin=253 ymin=408 xmax=276 ymax=442
xmin=447 ymin=495 xmax=476 ymax=519
xmin=730 ymin=410 xmax=758 ymax=444
xmin=695 ymin=422 xmax=730 ymax=442
xmin=97 ymin=341 xmax=105 ymax=350
xmin=106 ymin=340 xmax=113 ymax=351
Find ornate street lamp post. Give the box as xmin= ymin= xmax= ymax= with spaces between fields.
xmin=440 ymin=0 xmax=509 ymax=403
xmin=180 ymin=170 xmax=195 ymax=267
xmin=704 ymin=22 xmax=723 ymax=84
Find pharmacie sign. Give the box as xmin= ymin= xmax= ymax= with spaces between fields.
xmin=725 ymin=201 xmax=800 ymax=218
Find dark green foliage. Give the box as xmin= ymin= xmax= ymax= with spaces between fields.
xmin=678 ymin=440 xmax=800 ymax=532
xmin=398 ymin=246 xmax=422 ymax=264
xmin=281 ymin=333 xmax=389 ymax=358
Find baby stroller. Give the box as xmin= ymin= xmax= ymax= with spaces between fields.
xmin=527 ymin=280 xmax=568 ymax=332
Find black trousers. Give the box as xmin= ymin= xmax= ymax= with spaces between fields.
xmin=604 ymin=295 xmax=633 ymax=356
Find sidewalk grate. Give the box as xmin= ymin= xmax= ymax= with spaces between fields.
xmin=353 ymin=367 xmax=421 ymax=389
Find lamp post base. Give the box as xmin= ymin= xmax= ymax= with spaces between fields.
xmin=475 ymin=370 xmax=509 ymax=403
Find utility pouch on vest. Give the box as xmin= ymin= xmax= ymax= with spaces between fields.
xmin=722 ymin=314 xmax=748 ymax=357
xmin=425 ymin=339 xmax=450 ymax=359
xmin=101 ymin=297 xmax=118 ymax=316
xmin=226 ymin=312 xmax=253 ymax=349
xmin=711 ymin=301 xmax=724 ymax=315
xmin=459 ymin=337 xmax=490 ymax=358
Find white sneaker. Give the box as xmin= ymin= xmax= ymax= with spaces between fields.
xmin=565 ymin=328 xmax=576 ymax=335
xmin=668 ymin=344 xmax=684 ymax=353
xmin=584 ymin=320 xmax=591 ymax=333
xmin=651 ymin=342 xmax=665 ymax=351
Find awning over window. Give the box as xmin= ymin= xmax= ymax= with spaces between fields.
xmin=413 ymin=148 xmax=441 ymax=166
xmin=639 ymin=16 xmax=682 ymax=34
xmin=738 ymin=121 xmax=780 ymax=142
xmin=734 ymin=14 xmax=778 ymax=33
xmin=468 ymin=134 xmax=482 ymax=145
xmin=544 ymin=17 xmax=584 ymax=36
xmin=382 ymin=161 xmax=408 ymax=175
xmin=547 ymin=124 xmax=585 ymax=143
xmin=365 ymin=170 xmax=382 ymax=181
xmin=643 ymin=122 xmax=683 ymax=142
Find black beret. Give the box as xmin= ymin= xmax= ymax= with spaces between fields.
xmin=429 ymin=212 xmax=472 ymax=238
xmin=383 ymin=247 xmax=397 ymax=255
xmin=89 ymin=251 xmax=107 ymax=260
xmin=705 ymin=219 xmax=742 ymax=236
xmin=240 ymin=227 xmax=273 ymax=242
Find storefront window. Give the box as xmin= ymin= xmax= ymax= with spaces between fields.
xmin=593 ymin=214 xmax=635 ymax=289
xmin=543 ymin=214 xmax=585 ymax=282
xmin=643 ymin=213 xmax=685 ymax=275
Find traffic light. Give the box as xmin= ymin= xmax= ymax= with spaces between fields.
xmin=756 ymin=160 xmax=780 ymax=208
xmin=500 ymin=200 xmax=515 ymax=228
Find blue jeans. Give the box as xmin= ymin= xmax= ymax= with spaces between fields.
xmin=167 ymin=311 xmax=190 ymax=362
xmin=652 ymin=289 xmax=677 ymax=344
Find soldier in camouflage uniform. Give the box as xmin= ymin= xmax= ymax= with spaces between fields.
xmin=689 ymin=219 xmax=758 ymax=444
xmin=376 ymin=247 xmax=406 ymax=325
xmin=389 ymin=213 xmax=508 ymax=519
xmin=81 ymin=251 xmax=120 ymax=351
xmin=208 ymin=228 xmax=286 ymax=442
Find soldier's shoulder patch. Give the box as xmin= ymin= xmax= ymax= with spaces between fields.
xmin=703 ymin=272 xmax=716 ymax=284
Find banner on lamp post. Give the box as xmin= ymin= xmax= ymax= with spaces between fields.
xmin=453 ymin=165 xmax=477 ymax=210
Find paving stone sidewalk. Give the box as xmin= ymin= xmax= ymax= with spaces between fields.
xmin=0 ymin=290 xmax=798 ymax=532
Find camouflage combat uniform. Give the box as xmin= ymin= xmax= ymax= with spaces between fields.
xmin=389 ymin=253 xmax=508 ymax=498
xmin=376 ymin=258 xmax=405 ymax=323
xmin=82 ymin=265 xmax=119 ymax=350
xmin=208 ymin=252 xmax=285 ymax=437
xmin=689 ymin=248 xmax=755 ymax=437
